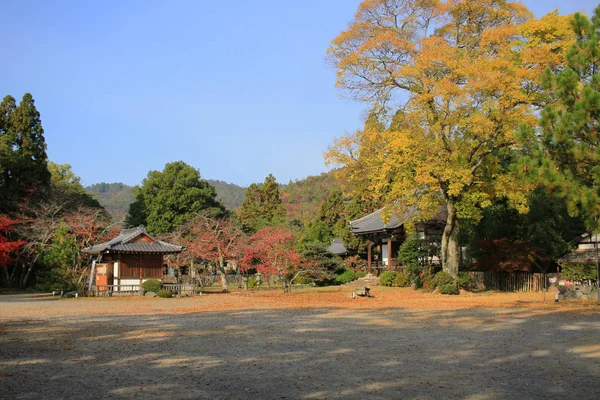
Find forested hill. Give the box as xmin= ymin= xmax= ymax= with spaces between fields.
xmin=207 ymin=180 xmax=246 ymax=211
xmin=86 ymin=182 xmax=135 ymax=222
xmin=85 ymin=180 xmax=247 ymax=221
xmin=279 ymin=171 xmax=341 ymax=224
xmin=85 ymin=172 xmax=340 ymax=224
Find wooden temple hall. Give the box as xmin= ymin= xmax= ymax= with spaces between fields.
xmin=349 ymin=206 xmax=445 ymax=271
xmin=84 ymin=226 xmax=184 ymax=288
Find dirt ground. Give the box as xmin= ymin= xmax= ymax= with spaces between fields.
xmin=1 ymin=287 xmax=599 ymax=399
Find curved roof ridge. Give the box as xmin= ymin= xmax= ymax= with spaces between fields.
xmin=83 ymin=226 xmax=184 ymax=255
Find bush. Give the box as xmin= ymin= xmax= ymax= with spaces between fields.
xmin=142 ymin=279 xmax=163 ymax=293
xmin=34 ymin=269 xmax=73 ymax=292
xmin=411 ymin=275 xmax=422 ymax=289
xmin=355 ymin=271 xmax=367 ymax=279
xmin=157 ymin=289 xmax=173 ymax=298
xmin=335 ymin=269 xmax=357 ymax=285
xmin=432 ymin=271 xmax=455 ymax=289
xmin=456 ymin=272 xmax=471 ymax=289
xmin=398 ymin=236 xmax=425 ymax=271
xmin=247 ymin=276 xmax=258 ymax=288
xmin=420 ymin=273 xmax=434 ymax=291
xmin=379 ymin=271 xmax=398 ymax=286
xmin=439 ymin=283 xmax=459 ymax=295
xmin=342 ymin=255 xmax=363 ymax=272
xmin=561 ymin=263 xmax=598 ymax=281
xmin=395 ymin=272 xmax=410 ymax=287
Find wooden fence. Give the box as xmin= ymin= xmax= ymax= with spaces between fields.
xmin=467 ymin=272 xmax=559 ymax=292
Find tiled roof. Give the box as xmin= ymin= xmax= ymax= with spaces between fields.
xmin=349 ymin=205 xmax=447 ymax=235
xmin=84 ymin=226 xmax=184 ymax=254
xmin=557 ymin=232 xmax=600 ymax=263
xmin=327 ymin=238 xmax=349 ymax=255
xmin=557 ymin=249 xmax=598 ymax=263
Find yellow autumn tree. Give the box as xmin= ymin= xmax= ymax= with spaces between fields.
xmin=326 ymin=0 xmax=574 ymax=275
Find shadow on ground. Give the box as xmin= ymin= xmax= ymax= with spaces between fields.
xmin=0 ymin=296 xmax=599 ymax=399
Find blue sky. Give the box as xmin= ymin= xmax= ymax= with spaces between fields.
xmin=1 ymin=0 xmax=597 ymax=187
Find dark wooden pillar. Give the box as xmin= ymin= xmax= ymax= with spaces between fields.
xmin=387 ymin=237 xmax=393 ymax=269
xmin=139 ymin=254 xmax=143 ymax=285
xmin=367 ymin=240 xmax=372 ymax=273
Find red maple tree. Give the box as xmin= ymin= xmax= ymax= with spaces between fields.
xmin=0 ymin=215 xmax=25 ymax=269
xmin=241 ymin=226 xmax=306 ymax=290
xmin=183 ymin=215 xmax=245 ymax=291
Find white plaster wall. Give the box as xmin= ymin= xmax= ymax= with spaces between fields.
xmin=119 ymin=278 xmax=156 ymax=286
xmin=119 ymin=279 xmax=142 ymax=286
xmin=114 ymin=261 xmax=119 ymax=278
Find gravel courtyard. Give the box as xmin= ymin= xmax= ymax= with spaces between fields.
xmin=1 ymin=288 xmax=599 ymax=399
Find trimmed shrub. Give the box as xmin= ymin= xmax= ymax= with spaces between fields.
xmin=379 ymin=271 xmax=398 ymax=287
xmin=439 ymin=283 xmax=459 ymax=295
xmin=355 ymin=271 xmax=367 ymax=279
xmin=432 ymin=271 xmax=455 ymax=289
xmin=456 ymin=272 xmax=471 ymax=289
xmin=395 ymin=272 xmax=410 ymax=287
xmin=142 ymin=279 xmax=162 ymax=293
xmin=157 ymin=289 xmax=173 ymax=298
xmin=335 ymin=269 xmax=357 ymax=285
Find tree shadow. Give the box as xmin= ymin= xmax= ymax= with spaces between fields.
xmin=0 ymin=299 xmax=599 ymax=399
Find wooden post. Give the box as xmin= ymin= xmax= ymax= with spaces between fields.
xmin=387 ymin=237 xmax=392 ymax=270
xmin=139 ymin=254 xmax=143 ymax=285
xmin=367 ymin=240 xmax=372 ymax=273
xmin=88 ymin=260 xmax=97 ymax=292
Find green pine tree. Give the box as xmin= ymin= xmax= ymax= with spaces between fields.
xmin=521 ymin=7 xmax=600 ymax=227
xmin=0 ymin=93 xmax=50 ymax=210
xmin=238 ymin=174 xmax=286 ymax=233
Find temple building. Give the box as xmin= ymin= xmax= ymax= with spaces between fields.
xmin=349 ymin=206 xmax=446 ymax=271
xmin=84 ymin=226 xmax=184 ymax=288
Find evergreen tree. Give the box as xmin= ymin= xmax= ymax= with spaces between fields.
xmin=125 ymin=161 xmax=225 ymax=234
xmin=238 ymin=174 xmax=286 ymax=233
xmin=0 ymin=93 xmax=50 ymax=210
xmin=520 ymin=7 xmax=600 ymax=227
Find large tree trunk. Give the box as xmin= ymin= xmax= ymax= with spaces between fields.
xmin=219 ymin=257 xmax=228 ymax=291
xmin=441 ymin=201 xmax=460 ymax=277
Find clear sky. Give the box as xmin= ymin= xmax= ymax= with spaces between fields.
xmin=1 ymin=0 xmax=597 ymax=187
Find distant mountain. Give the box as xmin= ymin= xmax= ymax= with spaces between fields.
xmin=86 ymin=182 xmax=135 ymax=222
xmin=85 ymin=172 xmax=340 ymax=225
xmin=279 ymin=171 xmax=341 ymax=224
xmin=206 ymin=180 xmax=246 ymax=211
xmin=86 ymin=180 xmax=247 ymax=222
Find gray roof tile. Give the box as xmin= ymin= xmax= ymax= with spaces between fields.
xmin=84 ymin=226 xmax=184 ymax=254
xmin=349 ymin=205 xmax=447 ymax=235
xmin=327 ymin=238 xmax=350 ymax=255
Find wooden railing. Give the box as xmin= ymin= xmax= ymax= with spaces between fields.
xmin=92 ymin=285 xmax=142 ymax=296
xmin=162 ymin=284 xmax=197 ymax=295
xmin=91 ymin=284 xmax=198 ymax=296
